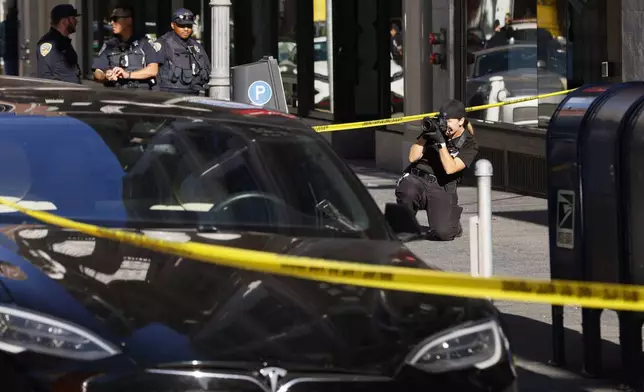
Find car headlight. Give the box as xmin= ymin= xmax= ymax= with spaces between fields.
xmin=405 ymin=319 xmax=504 ymax=373
xmin=0 ymin=305 xmax=121 ymax=361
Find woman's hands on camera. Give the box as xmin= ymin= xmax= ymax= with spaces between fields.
xmin=421 ymin=117 xmax=446 ymax=145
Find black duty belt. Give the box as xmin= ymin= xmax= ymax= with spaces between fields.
xmin=410 ymin=167 xmax=437 ymax=183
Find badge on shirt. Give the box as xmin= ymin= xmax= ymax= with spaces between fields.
xmin=39 ymin=43 xmax=52 ymax=57
xmin=152 ymin=42 xmax=162 ymax=52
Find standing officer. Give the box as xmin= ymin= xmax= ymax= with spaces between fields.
xmin=36 ymin=4 xmax=81 ymax=84
xmin=92 ymin=5 xmax=161 ymax=90
xmin=156 ymin=8 xmax=211 ymax=95
xmin=395 ymin=99 xmax=479 ymax=241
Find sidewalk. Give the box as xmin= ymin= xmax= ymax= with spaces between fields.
xmin=349 ymin=161 xmax=628 ymax=392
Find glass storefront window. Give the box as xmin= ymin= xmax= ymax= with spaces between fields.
xmin=278 ymin=0 xmax=333 ymax=113
xmin=390 ymin=1 xmax=404 ymax=117
xmin=465 ymin=0 xmax=568 ymax=128
xmin=278 ymin=0 xmax=297 ymax=109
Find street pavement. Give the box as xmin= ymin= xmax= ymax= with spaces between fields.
xmin=349 ymin=161 xmax=630 ymax=392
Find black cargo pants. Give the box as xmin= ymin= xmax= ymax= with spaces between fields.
xmin=395 ymin=167 xmax=463 ymax=241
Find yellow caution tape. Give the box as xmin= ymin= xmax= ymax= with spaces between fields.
xmin=312 ymin=88 xmax=578 ymax=133
xmin=1 ymin=196 xmax=642 ymax=311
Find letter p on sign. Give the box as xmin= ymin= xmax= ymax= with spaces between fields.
xmin=248 ymin=80 xmax=273 ymax=106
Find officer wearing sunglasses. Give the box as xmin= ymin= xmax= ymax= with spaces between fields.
xmin=92 ymin=6 xmax=161 ymax=90
xmin=395 ymin=99 xmax=479 ymax=241
xmin=155 ymin=9 xmax=211 ymax=95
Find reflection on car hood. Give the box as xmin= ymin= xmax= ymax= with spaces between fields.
xmin=0 ymin=225 xmax=497 ymax=374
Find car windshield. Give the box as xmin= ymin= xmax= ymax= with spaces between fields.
xmin=0 ymin=114 xmax=389 ymax=240
xmin=473 ymin=46 xmax=538 ymax=78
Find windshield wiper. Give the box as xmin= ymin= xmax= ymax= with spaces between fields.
xmin=314 ymin=199 xmax=364 ymax=233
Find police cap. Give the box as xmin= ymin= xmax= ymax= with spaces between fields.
xmin=111 ymin=6 xmax=134 ymax=19
xmin=171 ymin=8 xmax=195 ymax=24
xmin=51 ymin=4 xmax=81 ymax=23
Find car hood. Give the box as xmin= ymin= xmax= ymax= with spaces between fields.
xmin=0 ymin=225 xmax=498 ymax=374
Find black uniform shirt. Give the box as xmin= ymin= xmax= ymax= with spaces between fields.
xmin=36 ymin=27 xmax=81 ymax=84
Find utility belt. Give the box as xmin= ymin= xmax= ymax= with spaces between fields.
xmin=408 ymin=166 xmax=461 ymax=188
xmin=409 ymin=167 xmax=437 ymax=183
xmin=116 ymin=79 xmax=156 ymax=90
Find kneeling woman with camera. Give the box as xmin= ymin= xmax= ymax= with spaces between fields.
xmin=395 ymin=99 xmax=479 ymax=241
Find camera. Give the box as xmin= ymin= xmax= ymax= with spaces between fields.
xmin=421 ymin=115 xmax=447 ymax=137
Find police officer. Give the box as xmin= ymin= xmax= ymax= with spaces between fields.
xmin=156 ymin=8 xmax=211 ymax=95
xmin=395 ymin=99 xmax=479 ymax=241
xmin=36 ymin=4 xmax=81 ymax=84
xmin=92 ymin=6 xmax=161 ymax=90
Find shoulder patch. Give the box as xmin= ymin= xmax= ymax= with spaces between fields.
xmin=152 ymin=42 xmax=162 ymax=52
xmin=98 ymin=43 xmax=107 ymax=56
xmin=39 ymin=43 xmax=53 ymax=57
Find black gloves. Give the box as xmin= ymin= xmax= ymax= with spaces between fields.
xmin=423 ymin=128 xmax=445 ymax=145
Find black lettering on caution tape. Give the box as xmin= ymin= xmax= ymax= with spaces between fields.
xmin=280 ymin=263 xmax=394 ymax=281
xmin=501 ymin=281 xmax=640 ymax=302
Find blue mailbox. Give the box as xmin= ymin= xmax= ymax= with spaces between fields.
xmin=546 ymin=83 xmax=613 ymax=367
xmin=615 ymin=96 xmax=644 ymax=388
xmin=577 ymin=82 xmax=644 ymax=376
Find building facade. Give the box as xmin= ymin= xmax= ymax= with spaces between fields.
xmin=0 ymin=0 xmax=639 ymax=172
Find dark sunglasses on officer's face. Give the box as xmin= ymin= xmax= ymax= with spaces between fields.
xmin=110 ymin=15 xmax=130 ymax=22
xmin=175 ymin=23 xmax=193 ymax=29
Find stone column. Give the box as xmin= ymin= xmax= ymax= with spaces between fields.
xmin=208 ymin=0 xmax=231 ymax=100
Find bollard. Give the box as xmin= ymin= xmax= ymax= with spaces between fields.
xmin=470 ymin=159 xmax=493 ymax=278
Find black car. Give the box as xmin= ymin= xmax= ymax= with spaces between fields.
xmin=0 ymin=77 xmax=518 ymax=392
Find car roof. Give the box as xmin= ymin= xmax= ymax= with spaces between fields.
xmin=511 ymin=18 xmax=537 ymax=26
xmin=0 ymin=76 xmax=310 ymax=132
xmin=472 ymin=43 xmax=537 ymax=56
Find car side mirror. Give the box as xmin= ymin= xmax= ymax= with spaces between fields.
xmin=384 ymin=203 xmax=424 ymax=242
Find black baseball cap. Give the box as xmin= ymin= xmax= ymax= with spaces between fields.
xmin=440 ymin=99 xmax=466 ymax=120
xmin=51 ymin=4 xmax=80 ymax=22
xmin=111 ymin=6 xmax=134 ymax=19
xmin=171 ymin=8 xmax=195 ymax=24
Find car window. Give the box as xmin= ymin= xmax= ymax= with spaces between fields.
xmin=288 ymin=46 xmax=297 ymax=63
xmin=511 ymin=27 xmax=553 ymax=43
xmin=0 ymin=115 xmax=385 ymax=240
xmin=474 ymin=46 xmax=538 ymax=78
xmin=313 ymin=41 xmax=327 ymax=62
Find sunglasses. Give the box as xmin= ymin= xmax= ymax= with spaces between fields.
xmin=110 ymin=15 xmax=130 ymax=22
xmin=175 ymin=23 xmax=193 ymax=29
